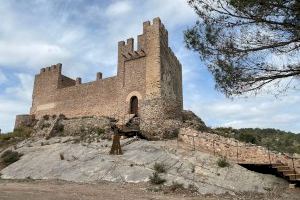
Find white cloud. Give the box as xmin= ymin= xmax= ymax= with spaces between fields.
xmin=0 ymin=41 xmax=71 ymax=69
xmin=0 ymin=97 xmax=30 ymax=133
xmin=142 ymin=0 xmax=196 ymax=27
xmin=186 ymin=91 xmax=300 ymax=133
xmin=105 ymin=1 xmax=132 ymax=17
xmin=5 ymin=73 xmax=34 ymax=101
xmin=0 ymin=73 xmax=33 ymax=132
xmin=0 ymin=70 xmax=7 ymax=83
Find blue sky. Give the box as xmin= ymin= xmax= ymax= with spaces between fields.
xmin=0 ymin=0 xmax=299 ymax=133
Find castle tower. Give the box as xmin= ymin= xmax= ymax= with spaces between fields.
xmin=31 ymin=64 xmax=63 ymax=115
xmin=138 ymin=18 xmax=183 ymax=138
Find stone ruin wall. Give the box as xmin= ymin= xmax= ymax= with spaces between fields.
xmin=14 ymin=115 xmax=36 ymax=130
xmin=179 ymin=128 xmax=300 ymax=174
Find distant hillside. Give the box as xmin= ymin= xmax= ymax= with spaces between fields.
xmin=213 ymin=127 xmax=300 ymax=154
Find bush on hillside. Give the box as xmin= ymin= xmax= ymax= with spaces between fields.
xmin=1 ymin=150 xmax=23 ymax=166
xmin=43 ymin=115 xmax=50 ymax=120
xmin=169 ymin=181 xmax=184 ymax=192
xmin=0 ymin=127 xmax=33 ymax=143
xmin=149 ymin=172 xmax=166 ymax=185
xmin=213 ymin=127 xmax=300 ymax=154
xmin=153 ymin=162 xmax=166 ymax=173
xmin=238 ymin=132 xmax=258 ymax=144
xmin=217 ymin=157 xmax=230 ymax=168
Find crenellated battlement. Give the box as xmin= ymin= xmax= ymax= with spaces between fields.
xmin=40 ymin=63 xmax=62 ymax=74
xmin=122 ymin=49 xmax=146 ymax=61
xmin=143 ymin=17 xmax=168 ymax=36
xmin=142 ymin=17 xmax=168 ymax=45
xmin=118 ymin=38 xmax=134 ymax=53
xmin=118 ymin=17 xmax=169 ymax=62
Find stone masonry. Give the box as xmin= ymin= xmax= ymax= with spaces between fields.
xmin=16 ymin=18 xmax=183 ymax=139
xmin=179 ymin=128 xmax=300 ymax=174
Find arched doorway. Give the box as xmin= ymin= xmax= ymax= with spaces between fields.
xmin=130 ymin=96 xmax=138 ymax=115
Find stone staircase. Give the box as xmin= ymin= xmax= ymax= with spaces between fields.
xmin=116 ymin=114 xmax=136 ymax=127
xmin=33 ymin=118 xmax=59 ymax=137
xmin=116 ymin=114 xmax=141 ymax=137
xmin=179 ymin=128 xmax=300 ymax=184
xmin=272 ymin=163 xmax=300 ymax=183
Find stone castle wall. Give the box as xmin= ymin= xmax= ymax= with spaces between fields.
xmin=14 ymin=115 xmax=36 ymax=130
xmin=179 ymin=128 xmax=300 ymax=174
xmin=30 ymin=59 xmax=146 ymax=119
xmin=26 ymin=18 xmax=183 ymax=139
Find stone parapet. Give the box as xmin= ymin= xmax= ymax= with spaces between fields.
xmin=14 ymin=115 xmax=35 ymax=130
xmin=179 ymin=128 xmax=300 ymax=174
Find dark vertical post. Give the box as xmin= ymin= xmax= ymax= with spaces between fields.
xmin=236 ymin=141 xmax=239 ymax=162
xmin=213 ymin=140 xmax=215 ymax=156
xmin=292 ymin=157 xmax=296 ymax=180
xmin=192 ymin=136 xmax=195 ymax=151
xmin=267 ymin=145 xmax=271 ymax=165
xmin=177 ymin=135 xmax=179 ymax=150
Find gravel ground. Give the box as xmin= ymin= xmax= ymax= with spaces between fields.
xmin=0 ymin=179 xmax=299 ymax=200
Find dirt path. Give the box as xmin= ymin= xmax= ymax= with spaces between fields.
xmin=0 ymin=180 xmax=203 ymax=200
xmin=0 ymin=179 xmax=299 ymax=200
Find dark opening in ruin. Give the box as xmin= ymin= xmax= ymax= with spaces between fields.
xmin=130 ymin=96 xmax=138 ymax=115
xmin=238 ymin=164 xmax=299 ymax=186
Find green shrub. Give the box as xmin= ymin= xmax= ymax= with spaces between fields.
xmin=45 ymin=135 xmax=51 ymax=140
xmin=169 ymin=181 xmax=184 ymax=192
xmin=43 ymin=115 xmax=50 ymax=120
xmin=1 ymin=150 xmax=23 ymax=166
xmin=217 ymin=157 xmax=230 ymax=168
xmin=58 ymin=114 xmax=66 ymax=120
xmin=213 ymin=127 xmax=300 ymax=154
xmin=80 ymin=126 xmax=85 ymax=133
xmin=0 ymin=127 xmax=32 ymax=143
xmin=153 ymin=162 xmax=166 ymax=173
xmin=96 ymin=128 xmax=105 ymax=135
xmin=238 ymin=132 xmax=257 ymax=144
xmin=42 ymin=123 xmax=51 ymax=129
xmin=191 ymin=165 xmax=195 ymax=173
xmin=56 ymin=124 xmax=64 ymax=132
xmin=149 ymin=172 xmax=166 ymax=185
xmin=188 ymin=184 xmax=198 ymax=193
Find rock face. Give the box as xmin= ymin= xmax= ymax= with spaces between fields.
xmin=30 ymin=111 xmax=206 ymax=141
xmin=182 ymin=110 xmax=208 ymax=131
xmin=0 ymin=137 xmax=286 ymax=194
xmin=32 ymin=116 xmax=114 ymax=141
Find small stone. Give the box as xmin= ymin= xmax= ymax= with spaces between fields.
xmin=289 ymin=184 xmax=295 ymax=189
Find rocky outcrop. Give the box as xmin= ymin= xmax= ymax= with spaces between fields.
xmin=0 ymin=137 xmax=286 ymax=194
xmin=32 ymin=116 xmax=114 ymax=142
xmin=182 ymin=110 xmax=208 ymax=131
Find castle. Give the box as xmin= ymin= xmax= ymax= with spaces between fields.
xmin=15 ymin=17 xmax=183 ymax=139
